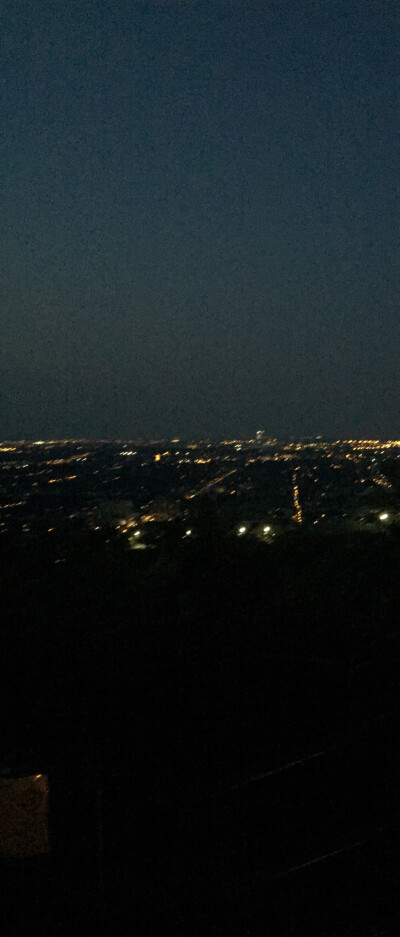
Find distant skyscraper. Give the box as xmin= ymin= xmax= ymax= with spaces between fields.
xmin=256 ymin=430 xmax=265 ymax=444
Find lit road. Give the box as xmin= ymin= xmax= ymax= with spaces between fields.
xmin=185 ymin=468 xmax=237 ymax=500
xmin=292 ymin=470 xmax=302 ymax=523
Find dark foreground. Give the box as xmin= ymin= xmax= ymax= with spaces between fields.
xmin=1 ymin=525 xmax=400 ymax=935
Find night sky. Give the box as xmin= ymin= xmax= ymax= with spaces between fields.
xmin=2 ymin=0 xmax=399 ymax=440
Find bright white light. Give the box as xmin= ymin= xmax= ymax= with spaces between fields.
xmin=263 ymin=526 xmax=271 ymax=534
xmin=238 ymin=526 xmax=247 ymax=534
xmin=379 ymin=512 xmax=389 ymax=521
xmin=134 ymin=529 xmax=141 ymax=536
xmin=186 ymin=529 xmax=192 ymax=536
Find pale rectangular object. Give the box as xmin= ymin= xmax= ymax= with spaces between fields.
xmin=0 ymin=774 xmax=50 ymax=857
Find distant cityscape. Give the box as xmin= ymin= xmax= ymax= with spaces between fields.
xmin=2 ymin=432 xmax=400 ymax=549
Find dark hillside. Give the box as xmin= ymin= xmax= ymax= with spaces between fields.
xmin=1 ymin=528 xmax=400 ymax=934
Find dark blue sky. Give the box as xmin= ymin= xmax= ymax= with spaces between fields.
xmin=2 ymin=0 xmax=399 ymax=439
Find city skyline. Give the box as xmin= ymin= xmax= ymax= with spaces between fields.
xmin=3 ymin=432 xmax=400 ymax=448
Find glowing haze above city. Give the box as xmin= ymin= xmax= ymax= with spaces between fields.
xmin=2 ymin=1 xmax=398 ymax=442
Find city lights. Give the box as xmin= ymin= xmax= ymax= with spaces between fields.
xmin=292 ymin=472 xmax=302 ymax=524
xmin=1 ymin=436 xmax=400 ymax=543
